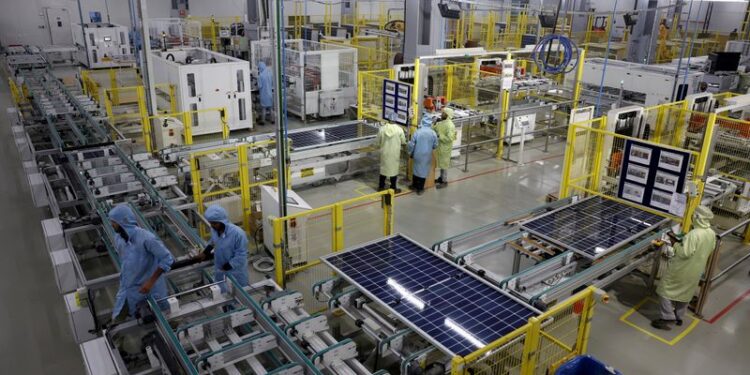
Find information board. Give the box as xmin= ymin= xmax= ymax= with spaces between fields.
xmin=382 ymin=79 xmax=411 ymax=126
xmin=617 ymin=140 xmax=690 ymax=215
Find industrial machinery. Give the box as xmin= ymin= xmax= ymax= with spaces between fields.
xmin=251 ymin=39 xmax=358 ymax=121
xmin=151 ymin=47 xmax=253 ymax=136
xmin=261 ymin=185 xmax=312 ymax=263
xmin=579 ymin=58 xmax=706 ymax=107
xmin=73 ymin=22 xmax=132 ymax=68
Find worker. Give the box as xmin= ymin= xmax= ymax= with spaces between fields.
xmin=651 ymin=206 xmax=716 ymax=330
xmin=433 ymin=108 xmax=457 ymax=189
xmin=377 ymin=122 xmax=407 ymax=193
xmin=200 ymin=205 xmax=249 ymax=291
xmin=257 ymin=61 xmax=273 ymax=125
xmin=109 ymin=204 xmax=174 ymax=320
xmin=408 ymin=112 xmax=438 ymax=195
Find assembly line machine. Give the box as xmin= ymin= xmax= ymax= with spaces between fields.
xmin=7 ymin=52 xmax=380 ymax=375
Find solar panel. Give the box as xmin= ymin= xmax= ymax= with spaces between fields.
xmin=322 ymin=235 xmax=538 ymax=357
xmin=520 ymin=197 xmax=667 ymax=259
xmin=288 ymin=123 xmax=378 ymax=149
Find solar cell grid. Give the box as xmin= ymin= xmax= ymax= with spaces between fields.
xmin=288 ymin=123 xmax=378 ymax=149
xmin=323 ymin=235 xmax=538 ymax=356
xmin=521 ymin=197 xmax=666 ymax=259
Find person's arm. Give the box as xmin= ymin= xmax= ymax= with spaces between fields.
xmin=673 ymin=232 xmax=696 ymax=259
xmin=139 ymin=238 xmax=175 ymax=294
xmin=407 ymin=136 xmax=416 ymax=155
xmin=432 ymin=132 xmax=438 ymax=149
xmin=400 ymin=128 xmax=407 ymax=145
xmin=225 ymin=231 xmax=249 ymax=271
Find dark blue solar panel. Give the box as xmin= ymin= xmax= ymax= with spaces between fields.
xmin=288 ymin=123 xmax=378 ymax=149
xmin=520 ymin=197 xmax=666 ymax=259
xmin=323 ymin=235 xmax=537 ymax=356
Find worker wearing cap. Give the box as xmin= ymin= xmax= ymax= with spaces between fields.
xmin=377 ymin=122 xmax=407 ymax=193
xmin=433 ymin=107 xmax=457 ymax=189
xmin=651 ymin=206 xmax=716 ymax=330
xmin=201 ymin=205 xmax=249 ymax=292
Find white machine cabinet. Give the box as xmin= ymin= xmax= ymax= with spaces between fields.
xmin=151 ymin=48 xmax=253 ymax=136
xmin=73 ymin=23 xmax=132 ymax=69
xmin=261 ymin=186 xmax=312 ymax=267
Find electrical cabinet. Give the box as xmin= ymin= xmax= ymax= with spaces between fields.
xmin=261 ymin=186 xmax=312 ymax=267
xmin=151 ymin=48 xmax=253 ymax=136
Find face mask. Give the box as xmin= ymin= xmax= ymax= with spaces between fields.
xmin=115 ymin=226 xmax=129 ymax=242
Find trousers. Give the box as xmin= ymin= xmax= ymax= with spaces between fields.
xmin=379 ymin=175 xmax=398 ymax=190
xmin=659 ymin=295 xmax=689 ymax=321
xmin=412 ymin=176 xmax=426 ymax=191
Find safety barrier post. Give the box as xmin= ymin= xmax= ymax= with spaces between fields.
xmin=683 ymin=112 xmax=716 ymax=232
xmin=333 ymin=204 xmax=345 ymax=252
xmin=572 ymin=50 xmax=586 ymax=109
xmin=169 ymin=85 xmax=177 ymax=113
xmin=652 ymin=105 xmax=666 ymax=144
xmin=673 ymin=100 xmax=690 ymax=148
xmin=108 ymin=69 xmax=119 ymax=105
xmin=137 ymin=86 xmax=153 ymax=152
xmin=559 ymin=124 xmax=578 ymax=198
xmin=182 ymin=111 xmax=193 ymax=145
xmin=589 ymin=116 xmax=608 ymax=193
xmin=576 ymin=288 xmax=596 ymax=353
xmin=384 ymin=190 xmax=394 ymax=236
xmin=450 ymin=356 xmax=465 ymax=375
xmin=357 ymin=72 xmax=364 ymax=120
xmin=520 ymin=317 xmax=541 ymax=375
xmin=445 ymin=65 xmax=454 ymax=103
xmin=273 ymin=218 xmax=285 ymax=287
xmin=237 ymin=144 xmax=252 ymax=233
xmin=220 ymin=107 xmax=229 ymax=139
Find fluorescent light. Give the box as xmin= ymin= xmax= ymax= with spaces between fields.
xmin=387 ymin=278 xmax=425 ymax=310
xmin=445 ymin=318 xmax=485 ymax=349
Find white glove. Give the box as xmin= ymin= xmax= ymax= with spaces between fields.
xmin=662 ymin=245 xmax=675 ymax=258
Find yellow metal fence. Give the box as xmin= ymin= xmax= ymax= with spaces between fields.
xmin=358 ymin=69 xmax=395 ymax=122
xmin=272 ymin=190 xmax=395 ymax=311
xmin=450 ymin=287 xmax=599 ymax=375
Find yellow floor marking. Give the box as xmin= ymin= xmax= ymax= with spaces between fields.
xmin=619 ymin=297 xmax=700 ymax=346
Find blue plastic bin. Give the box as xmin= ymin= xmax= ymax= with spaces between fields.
xmin=555 ymin=355 xmax=622 ymax=375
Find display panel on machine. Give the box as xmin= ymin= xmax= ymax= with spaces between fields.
xmin=322 ymin=234 xmax=538 ymax=357
xmin=520 ymin=197 xmax=667 ymax=260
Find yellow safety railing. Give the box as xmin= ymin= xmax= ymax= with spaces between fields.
xmin=189 ymin=140 xmax=280 ymax=237
xmin=358 ymin=69 xmax=396 ymax=121
xmin=146 ymin=107 xmax=229 ymax=149
xmin=322 ymin=38 xmax=395 ymax=71
xmin=450 ymin=287 xmax=601 ymax=375
xmin=8 ymin=78 xmax=26 ymax=105
xmin=558 ymin=100 xmax=717 ymax=231
xmin=272 ymin=190 xmax=395 ymax=311
xmin=188 ymin=15 xmax=242 ymax=51
xmin=103 ymin=83 xmax=176 ymax=151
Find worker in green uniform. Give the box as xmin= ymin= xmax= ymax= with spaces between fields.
xmin=433 ymin=108 xmax=457 ymax=189
xmin=651 ymin=206 xmax=716 ymax=330
xmin=377 ymin=122 xmax=406 ymax=193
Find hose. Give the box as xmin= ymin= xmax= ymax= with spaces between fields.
xmin=532 ymin=34 xmax=579 ymax=75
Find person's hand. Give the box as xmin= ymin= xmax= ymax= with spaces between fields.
xmin=139 ymin=280 xmax=155 ymax=294
xmin=195 ymin=252 xmax=207 ymax=261
xmin=221 ymin=263 xmax=232 ymax=271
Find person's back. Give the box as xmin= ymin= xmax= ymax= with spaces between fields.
xmin=377 ymin=123 xmax=406 ymax=177
xmin=659 ymin=225 xmax=716 ymax=301
xmin=258 ymin=62 xmax=274 ymax=108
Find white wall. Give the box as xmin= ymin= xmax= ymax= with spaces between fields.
xmin=189 ymin=0 xmax=245 ymax=18
xmin=0 ymin=0 xmax=171 ymax=47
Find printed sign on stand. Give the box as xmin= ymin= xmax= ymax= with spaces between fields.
xmin=382 ymin=79 xmax=411 ymax=126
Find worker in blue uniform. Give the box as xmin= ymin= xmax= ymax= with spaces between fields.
xmin=408 ymin=112 xmax=438 ymax=195
xmin=109 ymin=204 xmax=174 ymax=320
xmin=257 ymin=61 xmax=274 ymax=125
xmin=199 ymin=205 xmax=249 ymax=291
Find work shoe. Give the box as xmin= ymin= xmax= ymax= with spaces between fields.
xmin=436 ymin=182 xmax=448 ymax=189
xmin=434 ymin=178 xmax=444 ymax=185
xmin=675 ymin=318 xmax=683 ymax=326
xmin=416 ymin=189 xmax=424 ymax=196
xmin=650 ymin=319 xmax=672 ymax=331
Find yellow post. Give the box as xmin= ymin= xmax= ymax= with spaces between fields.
xmin=652 ymin=105 xmax=666 ymax=143
xmin=572 ymin=50 xmax=586 ymax=109
xmin=576 ymin=289 xmax=597 ymax=354
xmin=273 ymin=218 xmax=285 ymax=287
xmin=333 ymin=204 xmax=345 ymax=251
xmin=559 ymin=124 xmax=578 ymax=198
xmin=683 ymin=112 xmax=716 ymax=232
xmin=411 ymin=58 xmax=421 ymax=137
xmin=182 ymin=111 xmax=193 ymax=145
xmin=496 ymin=90 xmax=511 ymax=159
xmin=357 ymin=72 xmax=364 ymax=120
xmin=189 ymin=152 xmax=207 ymax=237
xmin=108 ymin=69 xmax=119 ymax=105
xmin=169 ymin=85 xmax=177 ymax=113
xmin=673 ymin=100 xmax=690 ymax=148
xmin=589 ymin=116 xmax=608 ymax=193
xmin=210 ymin=16 xmax=218 ymax=52
xmin=137 ymin=86 xmax=153 ymax=152
xmin=520 ymin=317 xmax=541 ymax=375
xmin=446 ymin=66 xmax=454 ymax=102
xmin=237 ymin=144 xmax=252 ymax=233
xmin=744 ymin=222 xmax=750 ymax=244
xmin=220 ymin=107 xmax=229 ymax=139
xmin=450 ymin=356 xmax=466 ymax=375
xmin=324 ymin=2 xmax=333 ymax=36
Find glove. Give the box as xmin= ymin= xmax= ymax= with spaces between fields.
xmin=221 ymin=263 xmax=232 ymax=271
xmin=200 ymin=244 xmax=215 ymax=260
xmin=662 ymin=245 xmax=675 ymax=258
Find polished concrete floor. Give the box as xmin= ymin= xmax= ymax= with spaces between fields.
xmin=2 ymin=71 xmax=750 ymax=374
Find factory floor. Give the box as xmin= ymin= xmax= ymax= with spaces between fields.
xmin=2 ymin=72 xmax=750 ymax=375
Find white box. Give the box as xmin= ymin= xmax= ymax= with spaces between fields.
xmin=51 ymin=249 xmax=77 ymax=293
xmin=42 ymin=218 xmax=65 ymax=252
xmin=65 ymin=292 xmax=96 ymax=343
xmin=73 ymin=23 xmax=132 ymax=69
xmin=151 ymin=48 xmax=253 ymax=136
xmin=261 ymin=186 xmax=312 ymax=266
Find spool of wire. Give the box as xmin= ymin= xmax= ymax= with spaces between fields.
xmin=532 ymin=34 xmax=580 ymax=75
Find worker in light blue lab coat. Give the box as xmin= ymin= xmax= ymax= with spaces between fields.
xmin=408 ymin=112 xmax=438 ymax=195
xmin=200 ymin=205 xmax=249 ymax=291
xmin=257 ymin=61 xmax=274 ymax=125
xmin=109 ymin=204 xmax=174 ymax=320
